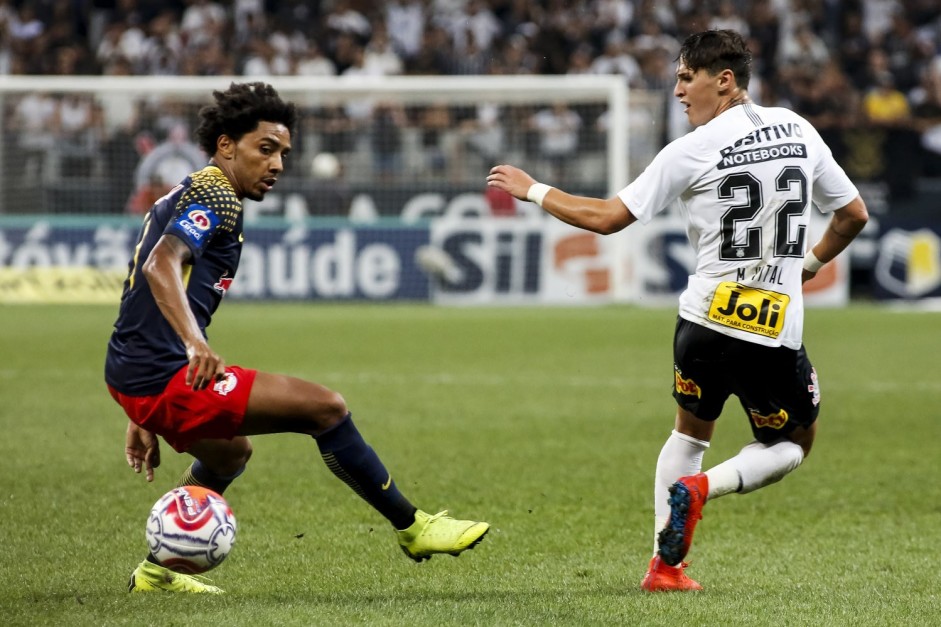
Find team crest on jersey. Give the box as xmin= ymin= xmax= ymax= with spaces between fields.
xmin=212 ymin=372 xmax=238 ymax=396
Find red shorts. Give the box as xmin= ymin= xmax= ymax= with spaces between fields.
xmin=108 ymin=365 xmax=257 ymax=453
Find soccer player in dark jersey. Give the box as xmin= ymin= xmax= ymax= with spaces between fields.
xmin=106 ymin=82 xmax=489 ymax=594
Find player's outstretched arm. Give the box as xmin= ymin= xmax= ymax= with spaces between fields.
xmin=125 ymin=420 xmax=161 ymax=482
xmin=143 ymin=234 xmax=226 ymax=390
xmin=487 ymin=164 xmax=636 ymax=235
xmin=802 ymin=195 xmax=869 ymax=282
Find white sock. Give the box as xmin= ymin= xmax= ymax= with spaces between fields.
xmin=705 ymin=439 xmax=804 ymax=499
xmin=653 ymin=429 xmax=710 ymax=554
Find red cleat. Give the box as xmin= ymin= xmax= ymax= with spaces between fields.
xmin=657 ymin=473 xmax=708 ymax=566
xmin=640 ymin=555 xmax=703 ymax=592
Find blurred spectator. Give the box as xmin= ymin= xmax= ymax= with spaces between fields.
xmin=140 ymin=10 xmax=183 ymax=76
xmin=501 ymin=34 xmax=540 ymax=74
xmin=710 ymin=0 xmax=749 ymax=37
xmin=796 ymin=62 xmax=861 ymax=132
xmin=311 ymin=104 xmax=358 ymax=156
xmin=567 ymin=43 xmax=595 ymax=76
xmin=529 ymin=102 xmax=582 ymax=185
xmin=450 ymin=29 xmax=490 ymax=75
xmin=295 ymin=40 xmax=337 ymax=76
xmin=912 ymin=66 xmax=941 ymax=177
xmin=458 ymin=100 xmax=505 ymax=172
xmin=241 ymin=36 xmax=291 ymax=76
xmin=631 ymin=18 xmax=679 ymax=61
xmin=126 ymin=123 xmax=206 ymax=214
xmin=369 ymin=101 xmax=408 ymax=182
xmin=405 ymin=23 xmax=452 ymax=75
xmin=416 ymin=102 xmax=452 ymax=176
xmin=58 ymin=93 xmax=104 ymax=176
xmin=385 ymin=0 xmax=425 ymax=60
xmin=589 ymin=0 xmax=634 ymax=50
xmin=590 ymin=35 xmax=642 ymax=88
xmin=448 ymin=0 xmax=502 ymax=54
xmin=879 ymin=11 xmax=933 ymax=93
xmin=10 ymin=91 xmax=59 ymax=178
xmin=863 ymin=70 xmax=911 ymax=127
xmin=836 ymin=10 xmax=871 ymax=87
xmin=364 ymin=22 xmax=404 ymax=76
xmin=325 ymin=0 xmax=371 ymax=50
xmin=180 ymin=0 xmax=226 ymax=49
xmin=778 ymin=21 xmax=830 ymax=81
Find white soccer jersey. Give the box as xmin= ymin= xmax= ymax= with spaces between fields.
xmin=618 ymin=103 xmax=859 ymax=349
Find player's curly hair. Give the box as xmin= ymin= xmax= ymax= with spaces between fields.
xmin=195 ymin=82 xmax=297 ymax=156
xmin=678 ymin=29 xmax=752 ymax=90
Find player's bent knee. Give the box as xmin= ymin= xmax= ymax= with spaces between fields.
xmin=316 ymin=389 xmax=349 ymax=427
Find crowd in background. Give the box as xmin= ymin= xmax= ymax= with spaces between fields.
xmin=3 ymin=0 xmax=941 ymax=213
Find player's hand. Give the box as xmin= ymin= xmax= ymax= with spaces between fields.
xmin=487 ymin=164 xmax=538 ymax=200
xmin=184 ymin=339 xmax=226 ymax=390
xmin=125 ymin=421 xmax=160 ymax=482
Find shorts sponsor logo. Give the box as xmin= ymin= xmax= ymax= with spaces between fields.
xmin=708 ymin=282 xmax=789 ymax=339
xmin=212 ymin=372 xmax=237 ymax=396
xmin=674 ymin=369 xmax=702 ymax=398
xmin=749 ymin=408 xmax=789 ymax=429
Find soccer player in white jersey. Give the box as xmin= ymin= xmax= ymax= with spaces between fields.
xmin=487 ymin=29 xmax=869 ymax=591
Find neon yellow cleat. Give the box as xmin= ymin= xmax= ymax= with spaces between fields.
xmin=128 ymin=560 xmax=224 ymax=594
xmin=397 ymin=510 xmax=490 ymax=562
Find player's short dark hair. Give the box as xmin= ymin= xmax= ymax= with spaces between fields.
xmin=195 ymin=82 xmax=297 ymax=156
xmin=678 ymin=30 xmax=752 ymax=90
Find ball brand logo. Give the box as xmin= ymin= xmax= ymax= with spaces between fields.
xmin=708 ymin=282 xmax=789 ymax=338
xmin=212 ymin=372 xmax=237 ymax=396
xmin=749 ymin=408 xmax=789 ymax=429
xmin=674 ymin=370 xmax=702 ymax=398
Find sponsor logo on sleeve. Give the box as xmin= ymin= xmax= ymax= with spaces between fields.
xmin=173 ymin=204 xmax=219 ymax=246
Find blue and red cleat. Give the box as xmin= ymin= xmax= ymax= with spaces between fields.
xmin=657 ymin=473 xmax=708 ymax=567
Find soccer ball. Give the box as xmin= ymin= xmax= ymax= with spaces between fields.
xmin=145 ymin=486 xmax=237 ymax=574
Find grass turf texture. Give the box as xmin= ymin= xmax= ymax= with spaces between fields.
xmin=1 ymin=303 xmax=939 ymax=626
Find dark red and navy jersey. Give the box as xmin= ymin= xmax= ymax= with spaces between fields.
xmin=105 ymin=165 xmax=243 ymax=396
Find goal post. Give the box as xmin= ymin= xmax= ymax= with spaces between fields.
xmin=0 ymin=74 xmax=685 ymax=304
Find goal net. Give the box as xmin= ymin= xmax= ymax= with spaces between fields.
xmin=0 ymin=75 xmax=681 ymax=304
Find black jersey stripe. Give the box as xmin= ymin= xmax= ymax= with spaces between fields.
xmin=743 ymin=103 xmax=763 ymax=127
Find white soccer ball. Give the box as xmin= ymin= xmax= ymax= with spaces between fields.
xmin=145 ymin=486 xmax=237 ymax=574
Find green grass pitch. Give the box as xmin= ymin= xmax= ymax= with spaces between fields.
xmin=1 ymin=303 xmax=939 ymax=625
